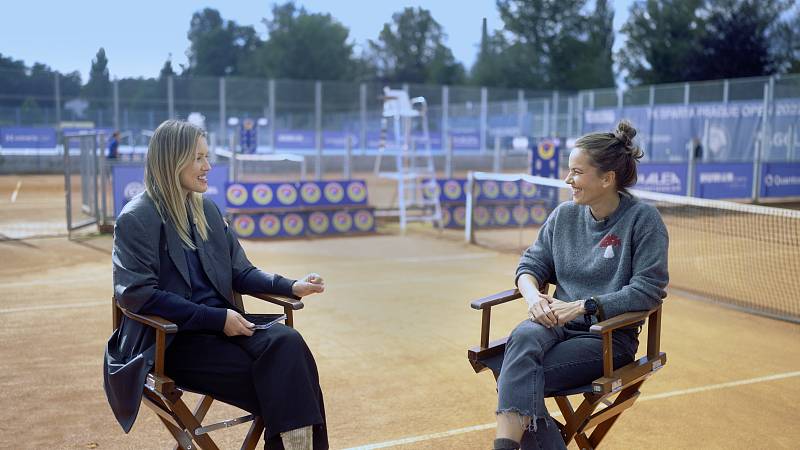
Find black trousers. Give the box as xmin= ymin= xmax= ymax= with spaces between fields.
xmin=165 ymin=323 xmax=328 ymax=450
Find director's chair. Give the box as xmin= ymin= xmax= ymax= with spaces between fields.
xmin=112 ymin=291 xmax=304 ymax=450
xmin=467 ymin=286 xmax=666 ymax=450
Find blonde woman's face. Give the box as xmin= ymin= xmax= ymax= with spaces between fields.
xmin=179 ymin=137 xmax=211 ymax=195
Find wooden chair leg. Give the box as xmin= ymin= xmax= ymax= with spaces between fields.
xmin=587 ymin=380 xmax=645 ymax=448
xmin=173 ymin=395 xmax=215 ymax=450
xmin=561 ymin=394 xmax=604 ymax=444
xmin=241 ymin=416 xmax=265 ymax=450
xmin=158 ymin=415 xmax=195 ymax=450
xmin=169 ymin=398 xmax=221 ymax=450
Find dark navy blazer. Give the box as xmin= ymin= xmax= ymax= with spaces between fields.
xmin=104 ymin=192 xmax=297 ymax=432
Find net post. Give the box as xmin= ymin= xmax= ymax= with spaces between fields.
xmin=465 ymin=171 xmax=475 ymax=244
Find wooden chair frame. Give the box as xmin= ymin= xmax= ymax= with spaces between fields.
xmin=467 ymin=288 xmax=666 ymax=450
xmin=112 ymin=292 xmax=305 ymax=450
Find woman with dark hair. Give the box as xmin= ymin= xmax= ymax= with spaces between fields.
xmin=104 ymin=119 xmax=328 ymax=450
xmin=492 ymin=120 xmax=669 ymax=450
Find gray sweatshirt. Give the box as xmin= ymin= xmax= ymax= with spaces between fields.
xmin=515 ymin=192 xmax=669 ymax=320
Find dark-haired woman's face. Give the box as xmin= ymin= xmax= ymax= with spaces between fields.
xmin=179 ymin=137 xmax=211 ymax=195
xmin=565 ymin=148 xmax=614 ymax=205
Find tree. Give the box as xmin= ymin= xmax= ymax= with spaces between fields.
xmin=620 ymin=0 xmax=796 ymax=85
xmin=247 ymin=2 xmax=356 ymax=80
xmin=494 ymin=0 xmax=615 ymax=90
xmin=367 ymin=7 xmax=465 ymax=84
xmin=689 ymin=0 xmax=791 ymax=79
xmin=83 ymin=48 xmax=112 ymax=104
xmin=185 ymin=8 xmax=257 ymax=76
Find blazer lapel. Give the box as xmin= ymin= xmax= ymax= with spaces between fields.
xmin=164 ymin=220 xmax=191 ymax=287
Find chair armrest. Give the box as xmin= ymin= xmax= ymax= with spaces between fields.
xmin=120 ymin=308 xmax=178 ymax=334
xmin=589 ymin=310 xmax=651 ymax=335
xmin=470 ymin=289 xmax=521 ymax=310
xmin=248 ymin=292 xmax=305 ymax=311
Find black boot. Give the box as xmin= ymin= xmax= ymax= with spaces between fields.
xmin=493 ymin=437 xmax=520 ymax=450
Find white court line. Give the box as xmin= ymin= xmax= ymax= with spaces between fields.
xmin=342 ymin=370 xmax=800 ymax=450
xmin=0 ymin=300 xmax=107 ymax=314
xmin=10 ymin=180 xmax=22 ymax=203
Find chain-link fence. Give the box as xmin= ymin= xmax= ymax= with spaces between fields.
xmin=1 ymin=70 xmax=798 ymax=163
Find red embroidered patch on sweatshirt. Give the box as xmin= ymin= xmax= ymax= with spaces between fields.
xmin=599 ymin=234 xmax=621 ymax=259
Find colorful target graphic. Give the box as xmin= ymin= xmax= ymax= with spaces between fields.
xmin=443 ymin=180 xmax=462 ymax=201
xmin=332 ymin=211 xmax=353 ymax=232
xmin=474 ymin=206 xmax=491 ymax=227
xmin=353 ymin=210 xmax=374 ymax=231
xmin=277 ymin=183 xmax=298 ymax=205
xmin=258 ymin=214 xmax=281 ymax=237
xmin=501 ymin=181 xmax=519 ymax=199
xmin=521 ymin=181 xmax=538 ymax=198
xmin=513 ymin=205 xmax=530 ymax=225
xmin=282 ymin=213 xmax=304 ymax=236
xmin=453 ymin=206 xmax=467 ymax=226
xmin=324 ymin=182 xmax=345 ymax=204
xmin=481 ymin=180 xmax=500 ymax=199
xmin=300 ymin=183 xmax=322 ymax=204
xmin=233 ymin=214 xmax=255 ymax=237
xmin=252 ymin=184 xmax=273 ymax=206
xmin=494 ymin=205 xmax=511 ymax=226
xmin=441 ymin=207 xmax=452 ymax=227
xmin=308 ymin=212 xmax=330 ymax=234
xmin=538 ymin=140 xmax=556 ymax=160
xmin=423 ymin=181 xmax=440 ymax=200
xmin=531 ymin=205 xmax=548 ymax=224
xmin=226 ymin=183 xmax=249 ymax=206
xmin=471 ymin=180 xmax=481 ymax=198
xmin=346 ymin=181 xmax=367 ymax=203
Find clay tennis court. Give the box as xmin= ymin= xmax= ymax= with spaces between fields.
xmin=1 ymin=174 xmax=799 ymax=449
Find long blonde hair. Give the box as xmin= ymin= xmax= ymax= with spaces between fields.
xmin=145 ymin=120 xmax=210 ymax=249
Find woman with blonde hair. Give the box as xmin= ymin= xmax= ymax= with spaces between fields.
xmin=104 ymin=119 xmax=328 ymax=449
xmin=493 ymin=120 xmax=669 ymax=450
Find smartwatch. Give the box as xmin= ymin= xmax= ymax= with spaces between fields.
xmin=583 ymin=296 xmax=598 ymax=325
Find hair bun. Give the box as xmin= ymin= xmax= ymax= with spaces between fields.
xmin=613 ymin=120 xmax=643 ymax=160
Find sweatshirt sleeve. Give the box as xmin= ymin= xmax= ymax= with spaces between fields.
xmin=595 ymin=226 xmax=669 ymax=318
xmin=515 ymin=210 xmax=556 ymax=289
xmin=113 ymin=211 xmax=229 ymax=331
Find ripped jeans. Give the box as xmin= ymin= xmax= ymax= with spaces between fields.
xmin=496 ymin=320 xmax=638 ymax=450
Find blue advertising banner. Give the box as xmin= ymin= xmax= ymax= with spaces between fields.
xmin=112 ymin=165 xmax=147 ymax=217
xmin=583 ymin=101 xmax=766 ymax=163
xmin=113 ymin=164 xmax=228 ymax=217
xmin=226 ymin=180 xmax=369 ymax=209
xmin=230 ymin=209 xmax=375 ymax=238
xmin=322 ymin=131 xmax=359 ymax=149
xmin=275 ymin=130 xmax=315 ymax=149
xmin=694 ymin=163 xmax=753 ymax=199
xmin=635 ymin=163 xmax=688 ymax=195
xmin=531 ymin=139 xmax=560 ymax=178
xmin=0 ymin=127 xmax=57 ymax=148
xmin=760 ymin=162 xmax=800 ymax=198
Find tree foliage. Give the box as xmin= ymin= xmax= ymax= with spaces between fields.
xmin=367 ymin=7 xmax=465 ymax=84
xmin=619 ymin=0 xmax=796 ymax=85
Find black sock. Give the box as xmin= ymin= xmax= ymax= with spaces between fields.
xmin=493 ymin=437 xmax=520 ymax=450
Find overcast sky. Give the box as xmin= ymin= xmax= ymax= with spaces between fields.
xmin=2 ymin=0 xmax=633 ymax=81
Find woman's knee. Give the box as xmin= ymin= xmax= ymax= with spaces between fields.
xmin=508 ymin=320 xmax=554 ymax=351
xmin=271 ymin=324 xmax=307 ymax=350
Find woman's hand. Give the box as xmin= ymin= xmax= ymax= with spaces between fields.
xmin=527 ymin=293 xmax=558 ymax=328
xmin=539 ymin=293 xmax=585 ymax=326
xmin=223 ymin=309 xmax=255 ymax=337
xmin=292 ymin=273 xmax=325 ymax=297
